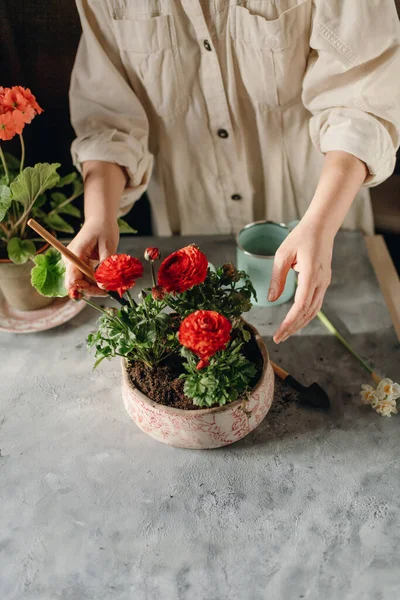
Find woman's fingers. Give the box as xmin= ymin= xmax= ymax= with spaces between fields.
xmin=65 ymin=232 xmax=106 ymax=297
xmin=268 ymin=246 xmax=294 ymax=302
xmin=273 ymin=269 xmax=315 ymax=343
xmin=277 ymin=285 xmax=326 ymax=342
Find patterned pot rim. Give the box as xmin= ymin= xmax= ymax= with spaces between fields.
xmin=121 ymin=321 xmax=269 ymax=416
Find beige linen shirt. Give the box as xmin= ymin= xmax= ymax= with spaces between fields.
xmin=70 ymin=0 xmax=400 ymax=236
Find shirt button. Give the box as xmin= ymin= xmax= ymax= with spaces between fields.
xmin=218 ymin=129 xmax=229 ymax=138
xmin=231 ymin=194 xmax=242 ymax=201
xmin=203 ymin=39 xmax=212 ymax=51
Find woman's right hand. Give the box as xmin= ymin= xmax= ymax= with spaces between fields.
xmin=64 ymin=217 xmax=120 ymax=296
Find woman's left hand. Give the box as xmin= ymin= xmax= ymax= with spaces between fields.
xmin=268 ymin=217 xmax=334 ymax=343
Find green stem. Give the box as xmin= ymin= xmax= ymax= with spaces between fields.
xmin=317 ymin=310 xmax=373 ymax=375
xmin=0 ymin=221 xmax=8 ymax=237
xmin=48 ymin=190 xmax=81 ymax=216
xmin=0 ymin=144 xmax=9 ymax=184
xmin=83 ymin=298 xmax=115 ymax=318
xmin=126 ymin=289 xmax=137 ymax=308
xmin=150 ymin=262 xmax=156 ymax=288
xmin=19 ymin=134 xmax=25 ymax=174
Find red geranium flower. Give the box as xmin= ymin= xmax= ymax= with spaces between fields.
xmin=0 ymin=112 xmax=17 ymax=141
xmin=158 ymin=244 xmax=208 ymax=294
xmin=144 ymin=247 xmax=161 ymax=262
xmin=95 ymin=254 xmax=143 ymax=297
xmin=0 ymin=86 xmax=43 ymax=136
xmin=178 ymin=310 xmax=232 ymax=369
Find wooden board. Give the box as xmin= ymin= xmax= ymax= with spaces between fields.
xmin=365 ymin=235 xmax=400 ymax=341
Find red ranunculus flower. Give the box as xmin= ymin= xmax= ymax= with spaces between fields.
xmin=95 ymin=254 xmax=144 ymax=297
xmin=144 ymin=247 xmax=161 ymax=262
xmin=178 ymin=310 xmax=232 ymax=369
xmin=158 ymin=244 xmax=208 ymax=294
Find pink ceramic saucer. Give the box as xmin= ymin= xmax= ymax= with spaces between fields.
xmin=0 ymin=296 xmax=87 ymax=334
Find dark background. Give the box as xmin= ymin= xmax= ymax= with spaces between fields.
xmin=0 ymin=0 xmax=151 ymax=234
xmin=1 ymin=0 xmax=399 ymax=264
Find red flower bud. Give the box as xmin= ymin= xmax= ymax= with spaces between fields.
xmin=68 ymin=285 xmax=84 ymax=301
xmin=151 ymin=285 xmax=166 ymax=301
xmin=196 ymin=359 xmax=210 ymax=370
xmin=144 ymin=247 xmax=161 ymax=262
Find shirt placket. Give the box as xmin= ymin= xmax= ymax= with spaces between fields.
xmin=180 ymin=0 xmax=252 ymax=233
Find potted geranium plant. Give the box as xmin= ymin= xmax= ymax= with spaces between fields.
xmin=0 ymin=85 xmax=85 ymax=310
xmin=40 ymin=244 xmax=275 ymax=449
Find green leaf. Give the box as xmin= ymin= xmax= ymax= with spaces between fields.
xmin=242 ymin=328 xmax=251 ymax=343
xmin=35 ymin=193 xmax=48 ymax=208
xmin=58 ymin=203 xmax=81 ymax=218
xmin=72 ymin=179 xmax=84 ymax=197
xmin=46 ymin=213 xmax=74 ymax=234
xmin=50 ymin=192 xmax=81 ymax=217
xmin=118 ymin=218 xmax=137 ymax=234
xmin=10 ymin=163 xmax=61 ymax=211
xmin=56 ymin=172 xmax=77 ymax=187
xmin=0 ymin=185 xmax=12 ymax=222
xmin=50 ymin=192 xmax=67 ymax=207
xmin=93 ymin=356 xmax=106 ymax=369
xmin=7 ymin=237 xmax=36 ymax=264
xmin=31 ymin=248 xmax=67 ymax=297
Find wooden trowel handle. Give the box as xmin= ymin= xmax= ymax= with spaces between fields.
xmin=270 ymin=361 xmax=289 ymax=381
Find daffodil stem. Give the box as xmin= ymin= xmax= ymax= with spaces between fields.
xmin=317 ymin=310 xmax=374 ymax=375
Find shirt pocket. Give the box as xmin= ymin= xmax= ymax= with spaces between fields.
xmin=229 ymin=0 xmax=312 ymax=109
xmin=112 ymin=15 xmax=187 ymax=119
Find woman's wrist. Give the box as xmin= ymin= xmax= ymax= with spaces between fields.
xmin=82 ymin=160 xmax=127 ymax=225
xmin=301 ymin=150 xmax=368 ymax=237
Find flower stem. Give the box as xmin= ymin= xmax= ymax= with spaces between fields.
xmin=126 ymin=289 xmax=137 ymax=308
xmin=83 ymin=298 xmax=114 ymax=317
xmin=47 ymin=190 xmax=82 ymax=216
xmin=150 ymin=262 xmax=156 ymax=287
xmin=19 ymin=134 xmax=25 ymax=174
xmin=317 ymin=311 xmax=373 ymax=375
xmin=0 ymin=144 xmax=9 ymax=184
xmin=0 ymin=221 xmax=8 ymax=237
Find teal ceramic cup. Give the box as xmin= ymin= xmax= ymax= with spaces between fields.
xmin=236 ymin=220 xmax=297 ymax=307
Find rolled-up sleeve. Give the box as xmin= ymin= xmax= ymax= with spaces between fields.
xmin=302 ymin=0 xmax=400 ymax=187
xmin=70 ymin=0 xmax=153 ymax=213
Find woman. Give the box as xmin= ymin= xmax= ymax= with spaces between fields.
xmin=66 ymin=0 xmax=400 ymax=343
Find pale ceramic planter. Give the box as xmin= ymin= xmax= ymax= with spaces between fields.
xmin=121 ymin=325 xmax=274 ymax=449
xmin=0 ymin=241 xmax=53 ymax=311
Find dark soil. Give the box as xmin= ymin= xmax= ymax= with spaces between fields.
xmin=128 ymin=327 xmax=264 ymax=410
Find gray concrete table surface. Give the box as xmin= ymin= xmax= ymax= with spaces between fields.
xmin=0 ymin=232 xmax=399 ymax=600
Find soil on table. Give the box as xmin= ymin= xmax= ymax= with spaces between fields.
xmin=127 ymin=328 xmax=264 ymax=410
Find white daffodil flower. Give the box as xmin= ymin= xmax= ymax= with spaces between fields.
xmin=371 ymin=397 xmax=398 ymax=417
xmin=360 ymin=384 xmax=378 ymax=406
xmin=376 ymin=378 xmax=400 ymax=402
